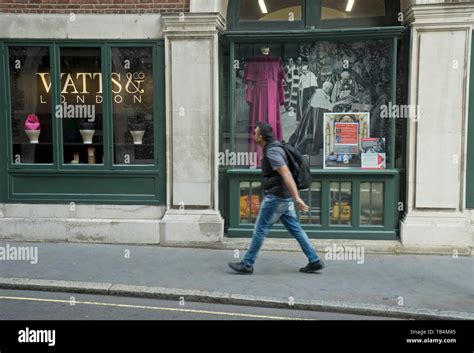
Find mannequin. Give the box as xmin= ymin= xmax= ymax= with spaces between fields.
xmin=244 ymin=45 xmax=285 ymax=164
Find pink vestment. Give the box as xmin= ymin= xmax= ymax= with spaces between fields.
xmin=244 ymin=55 xmax=285 ymax=164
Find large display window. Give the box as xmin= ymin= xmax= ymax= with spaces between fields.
xmin=8 ymin=44 xmax=158 ymax=167
xmin=1 ymin=41 xmax=165 ymax=204
xmin=232 ymin=39 xmax=392 ymax=170
xmin=223 ymin=27 xmax=405 ymax=240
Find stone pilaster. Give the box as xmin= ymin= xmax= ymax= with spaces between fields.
xmin=400 ymin=2 xmax=474 ymax=247
xmin=159 ymin=13 xmax=226 ymax=244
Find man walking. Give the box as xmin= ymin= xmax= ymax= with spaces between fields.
xmin=228 ymin=122 xmax=325 ymax=274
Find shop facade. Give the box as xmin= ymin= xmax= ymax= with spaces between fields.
xmin=0 ymin=0 xmax=473 ymax=248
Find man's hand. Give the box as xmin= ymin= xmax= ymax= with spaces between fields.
xmin=295 ymin=198 xmax=309 ymax=213
xmin=276 ymin=165 xmax=310 ymax=213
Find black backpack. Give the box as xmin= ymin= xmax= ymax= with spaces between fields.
xmin=279 ymin=141 xmax=312 ymax=190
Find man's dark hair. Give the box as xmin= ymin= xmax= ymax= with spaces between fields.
xmin=256 ymin=122 xmax=275 ymax=142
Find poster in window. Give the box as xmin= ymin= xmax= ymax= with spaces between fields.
xmin=323 ymin=112 xmax=370 ymax=169
xmin=361 ymin=137 xmax=386 ymax=170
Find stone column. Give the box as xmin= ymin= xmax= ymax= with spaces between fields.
xmin=160 ymin=13 xmax=226 ymax=244
xmin=400 ymin=1 xmax=474 ymax=247
xmin=189 ymin=0 xmax=228 ymax=15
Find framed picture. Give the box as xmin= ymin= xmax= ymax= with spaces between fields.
xmin=323 ymin=112 xmax=370 ymax=169
xmin=361 ymin=138 xmax=386 ymax=170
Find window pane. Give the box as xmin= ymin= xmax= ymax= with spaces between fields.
xmin=330 ymin=182 xmax=352 ymax=225
xmin=60 ymin=47 xmax=103 ymax=165
xmin=233 ymin=40 xmax=393 ymax=170
xmin=361 ymin=182 xmax=384 ymax=225
xmin=322 ymin=0 xmax=386 ymax=20
xmin=240 ymin=0 xmax=302 ymax=22
xmin=239 ymin=181 xmax=261 ymax=224
xmin=9 ymin=46 xmax=53 ymax=164
xmin=112 ymin=47 xmax=154 ymax=165
xmin=300 ymin=181 xmax=322 ymax=224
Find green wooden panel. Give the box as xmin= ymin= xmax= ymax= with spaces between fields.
xmin=0 ymin=42 xmax=7 ymax=202
xmin=9 ymin=173 xmax=160 ymax=202
xmin=352 ymin=180 xmax=361 ymax=229
xmin=225 ymin=26 xmax=405 ymax=42
xmin=227 ymin=227 xmax=397 ymax=240
xmin=155 ymin=42 xmax=167 ymax=203
xmin=467 ymin=32 xmax=474 ymax=209
xmin=226 ymin=170 xmax=399 ymax=239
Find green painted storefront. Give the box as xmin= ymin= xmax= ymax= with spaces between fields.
xmin=0 ymin=0 xmax=420 ymax=240
xmin=219 ymin=0 xmax=408 ymax=240
xmin=0 ymin=40 xmax=166 ymax=205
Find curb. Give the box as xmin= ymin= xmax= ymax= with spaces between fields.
xmin=0 ymin=277 xmax=472 ymax=320
xmin=162 ymin=239 xmax=473 ymax=257
xmin=0 ymin=238 xmax=471 ymax=256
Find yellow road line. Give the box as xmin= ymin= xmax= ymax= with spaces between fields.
xmin=0 ymin=295 xmax=314 ymax=321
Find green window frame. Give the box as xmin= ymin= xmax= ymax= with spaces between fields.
xmin=0 ymin=40 xmax=166 ymax=205
xmin=220 ymin=27 xmax=405 ymax=239
xmin=227 ymin=0 xmax=400 ymax=31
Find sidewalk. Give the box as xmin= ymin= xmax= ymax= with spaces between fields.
xmin=0 ymin=241 xmax=473 ymax=319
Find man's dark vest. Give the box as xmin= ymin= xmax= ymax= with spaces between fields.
xmin=262 ymin=141 xmax=291 ymax=198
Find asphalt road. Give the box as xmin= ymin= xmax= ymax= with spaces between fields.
xmin=0 ymin=289 xmax=400 ymax=320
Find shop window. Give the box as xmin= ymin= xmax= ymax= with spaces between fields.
xmin=228 ymin=0 xmax=399 ymax=30
xmin=6 ymin=43 xmax=160 ymax=171
xmin=240 ymin=181 xmax=262 ymax=223
xmin=9 ymin=46 xmax=53 ymax=164
xmin=300 ymin=181 xmax=322 ymax=224
xmin=239 ymin=0 xmax=302 ymax=22
xmin=112 ymin=47 xmax=154 ymax=165
xmin=330 ymin=182 xmax=352 ymax=225
xmin=360 ymin=182 xmax=383 ymax=225
xmin=321 ymin=0 xmax=386 ymax=20
xmin=232 ymin=39 xmax=392 ymax=170
xmin=60 ymin=47 xmax=104 ymax=165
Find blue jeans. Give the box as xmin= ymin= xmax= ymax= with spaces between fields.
xmin=243 ymin=194 xmax=320 ymax=266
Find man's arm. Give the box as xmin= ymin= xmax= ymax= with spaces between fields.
xmin=276 ymin=165 xmax=309 ymax=212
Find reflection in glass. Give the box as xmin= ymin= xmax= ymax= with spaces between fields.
xmin=240 ymin=181 xmax=262 ymax=224
xmin=239 ymin=0 xmax=302 ymax=22
xmin=361 ymin=182 xmax=384 ymax=225
xmin=9 ymin=46 xmax=53 ymax=164
xmin=233 ymin=39 xmax=392 ymax=169
xmin=112 ymin=47 xmax=154 ymax=165
xmin=60 ymin=47 xmax=103 ymax=165
xmin=330 ymin=182 xmax=352 ymax=225
xmin=322 ymin=0 xmax=386 ymax=20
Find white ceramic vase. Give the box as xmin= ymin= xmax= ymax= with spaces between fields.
xmin=80 ymin=129 xmax=95 ymax=144
xmin=25 ymin=129 xmax=41 ymax=144
xmin=130 ymin=130 xmax=145 ymax=145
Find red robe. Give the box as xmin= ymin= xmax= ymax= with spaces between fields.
xmin=244 ymin=55 xmax=285 ymax=162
